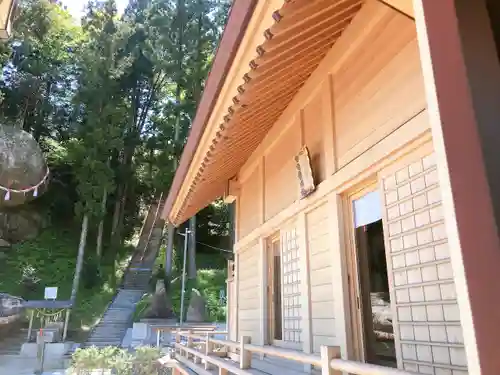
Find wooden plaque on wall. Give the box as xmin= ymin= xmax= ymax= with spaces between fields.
xmin=295 ymin=146 xmax=316 ymax=199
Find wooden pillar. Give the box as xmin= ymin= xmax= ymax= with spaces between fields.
xmin=260 ymin=157 xmax=265 ymax=225
xmin=259 ymin=237 xmax=267 ymax=346
xmin=321 ymin=74 xmax=337 ymax=176
xmin=328 ymin=195 xmax=349 ymax=359
xmin=413 ymin=1 xmax=500 ymax=373
xmin=234 ymin=252 xmax=240 ymax=342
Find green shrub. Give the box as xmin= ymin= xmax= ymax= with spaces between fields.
xmin=70 ymin=346 xmax=170 ymax=375
xmin=19 ymin=263 xmax=42 ymax=298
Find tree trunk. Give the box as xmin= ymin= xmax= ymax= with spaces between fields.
xmin=70 ymin=214 xmax=89 ymax=302
xmin=96 ymin=185 xmax=108 ymax=258
xmin=187 ymin=215 xmax=197 ymax=279
xmin=33 ymin=79 xmax=52 ymax=142
xmin=115 ymin=180 xmax=129 ymax=247
xmin=185 ymin=0 xmax=205 ymax=282
xmin=110 ymin=183 xmax=123 ymax=244
xmin=165 ymin=0 xmax=185 ymax=279
xmin=165 ymin=223 xmax=175 ymax=280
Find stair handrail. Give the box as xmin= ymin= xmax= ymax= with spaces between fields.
xmin=140 ymin=192 xmax=165 ymax=264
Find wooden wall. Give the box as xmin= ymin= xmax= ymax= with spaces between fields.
xmin=306 ymin=203 xmax=336 ymax=354
xmin=333 ymin=10 xmax=426 ymax=168
xmin=264 ymin=118 xmax=302 ymax=221
xmin=380 ymin=153 xmax=467 ymax=374
xmin=239 ymin=166 xmax=261 ymax=239
xmin=234 ymin=1 xmax=437 ymax=364
xmin=237 ymin=2 xmax=427 ymax=240
xmin=237 ymin=241 xmax=261 ymax=344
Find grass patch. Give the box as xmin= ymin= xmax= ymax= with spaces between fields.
xmin=0 ymin=227 xmax=133 ymax=335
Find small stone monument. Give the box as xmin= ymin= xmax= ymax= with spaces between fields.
xmin=144 ymin=280 xmax=175 ymax=319
xmin=186 ymin=289 xmax=207 ymax=323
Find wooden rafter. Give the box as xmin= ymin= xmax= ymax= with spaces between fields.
xmin=378 ymin=0 xmax=414 ymax=18
xmin=171 ymin=0 xmax=365 ymax=225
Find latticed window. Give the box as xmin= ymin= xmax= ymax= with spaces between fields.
xmin=281 ymin=228 xmax=301 ymax=343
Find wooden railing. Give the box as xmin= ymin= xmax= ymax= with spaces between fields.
xmin=160 ymin=330 xmax=418 ymax=375
xmin=151 ymin=324 xmax=218 ymax=348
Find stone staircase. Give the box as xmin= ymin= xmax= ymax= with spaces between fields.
xmin=85 ymin=289 xmax=145 ymax=347
xmin=84 ymin=198 xmax=165 ymax=348
xmin=0 ymin=326 xmax=26 ymax=355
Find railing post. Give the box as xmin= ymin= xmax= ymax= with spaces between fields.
xmin=193 ymin=332 xmax=202 ymax=365
xmin=62 ymin=309 xmax=70 ymax=342
xmin=156 ymin=328 xmax=161 ymax=348
xmin=240 ymin=336 xmax=251 ymax=369
xmin=187 ymin=330 xmax=193 ymax=360
xmin=176 ymin=330 xmax=181 ymax=356
xmin=205 ymin=333 xmax=214 ymax=370
xmin=320 ymin=346 xmax=340 ymax=375
xmin=27 ymin=310 xmax=34 ymax=342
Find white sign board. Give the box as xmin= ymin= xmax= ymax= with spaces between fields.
xmin=44 ymin=287 xmax=58 ymax=300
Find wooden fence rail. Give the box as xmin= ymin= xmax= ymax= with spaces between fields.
xmin=161 ymin=330 xmax=417 ymax=375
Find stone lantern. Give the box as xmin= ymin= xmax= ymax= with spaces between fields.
xmin=0 ymin=0 xmax=17 ymax=40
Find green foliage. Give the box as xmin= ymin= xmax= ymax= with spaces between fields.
xmin=71 ymin=346 xmax=169 ymax=375
xmin=0 ymin=0 xmax=233 ymax=337
xmin=0 ymin=228 xmax=132 ymax=330
xmin=196 ymin=269 xmax=227 ymax=321
xmin=82 ymin=254 xmax=103 ymax=289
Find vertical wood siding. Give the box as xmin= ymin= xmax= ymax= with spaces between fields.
xmin=306 ymin=203 xmax=336 ymax=353
xmin=237 ymin=242 xmax=261 ymax=344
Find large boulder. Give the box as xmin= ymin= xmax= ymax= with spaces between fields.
xmin=186 ymin=289 xmax=207 ymax=323
xmin=0 ymin=208 xmax=47 ymax=243
xmin=0 ymin=294 xmax=24 ymax=328
xmin=0 ymin=125 xmax=48 ymax=207
xmin=143 ymin=280 xmax=176 ymax=319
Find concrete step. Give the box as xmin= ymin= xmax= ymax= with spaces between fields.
xmin=103 ymin=308 xmax=133 ymax=315
xmin=91 ymin=327 xmax=127 ymax=332
xmin=91 ymin=328 xmax=126 ymax=333
xmin=100 ymin=318 xmax=131 ymax=323
xmin=98 ymin=318 xmax=130 ymax=323
xmin=0 ymin=326 xmax=27 ymax=356
xmin=86 ymin=337 xmax=125 ymax=341
xmin=86 ymin=337 xmax=125 ymax=342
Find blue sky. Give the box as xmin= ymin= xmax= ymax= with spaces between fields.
xmin=61 ymin=0 xmax=128 ymax=18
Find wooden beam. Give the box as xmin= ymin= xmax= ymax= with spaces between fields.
xmin=378 ymin=0 xmax=414 ymax=18
xmin=414 ymin=0 xmax=500 ymax=373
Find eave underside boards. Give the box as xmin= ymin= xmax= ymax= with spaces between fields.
xmin=172 ymin=0 xmax=365 ymax=225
